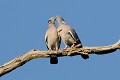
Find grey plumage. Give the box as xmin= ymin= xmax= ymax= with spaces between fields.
xmin=45 ymin=17 xmax=61 ymax=64
xmin=56 ymin=16 xmax=89 ymax=59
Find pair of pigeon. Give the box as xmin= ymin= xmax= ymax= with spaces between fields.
xmin=45 ymin=16 xmax=89 ymax=64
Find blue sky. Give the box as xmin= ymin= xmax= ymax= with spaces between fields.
xmin=0 ymin=0 xmax=120 ymax=80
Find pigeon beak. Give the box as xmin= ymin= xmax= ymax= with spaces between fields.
xmin=54 ymin=18 xmax=56 ymax=21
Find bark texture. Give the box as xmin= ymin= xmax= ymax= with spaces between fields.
xmin=0 ymin=40 xmax=120 ymax=77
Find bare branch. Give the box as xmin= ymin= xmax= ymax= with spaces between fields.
xmin=0 ymin=40 xmax=120 ymax=77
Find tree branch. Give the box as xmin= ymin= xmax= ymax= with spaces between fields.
xmin=0 ymin=39 xmax=120 ymax=77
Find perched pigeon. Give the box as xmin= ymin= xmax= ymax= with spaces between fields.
xmin=56 ymin=16 xmax=89 ymax=59
xmin=45 ymin=17 xmax=61 ymax=64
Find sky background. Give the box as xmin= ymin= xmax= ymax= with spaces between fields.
xmin=0 ymin=0 xmax=120 ymax=80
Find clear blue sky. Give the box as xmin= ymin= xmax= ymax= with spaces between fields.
xmin=0 ymin=0 xmax=120 ymax=80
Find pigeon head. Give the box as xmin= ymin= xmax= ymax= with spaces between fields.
xmin=48 ymin=17 xmax=56 ymax=24
xmin=56 ymin=16 xmax=66 ymax=24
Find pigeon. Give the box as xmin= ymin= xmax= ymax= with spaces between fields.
xmin=56 ymin=16 xmax=89 ymax=59
xmin=45 ymin=17 xmax=61 ymax=64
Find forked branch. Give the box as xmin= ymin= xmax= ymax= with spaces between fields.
xmin=0 ymin=40 xmax=120 ymax=77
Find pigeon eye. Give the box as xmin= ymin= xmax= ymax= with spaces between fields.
xmin=48 ymin=20 xmax=51 ymax=23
